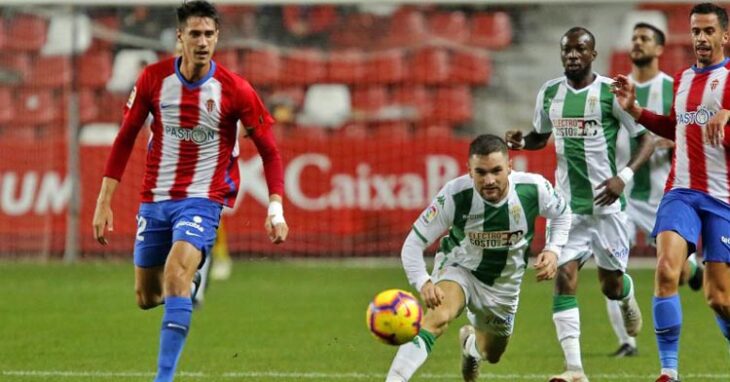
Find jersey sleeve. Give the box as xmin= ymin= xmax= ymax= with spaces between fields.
xmin=537 ymin=175 xmax=571 ymax=256
xmin=533 ymin=82 xmax=553 ymax=134
xmin=613 ymin=96 xmax=647 ymax=138
xmin=103 ymin=68 xmax=153 ymax=180
xmin=410 ymin=187 xmax=455 ymax=246
xmin=238 ymin=80 xmax=275 ymax=137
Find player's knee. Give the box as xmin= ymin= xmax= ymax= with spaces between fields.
xmin=555 ymin=269 xmax=577 ymax=294
xmin=655 ymin=256 xmax=682 ymax=285
xmin=136 ymin=291 xmax=160 ymax=310
xmin=484 ymin=350 xmax=503 ymax=364
xmin=706 ymin=292 xmax=730 ymax=318
xmin=422 ymin=310 xmax=451 ymax=335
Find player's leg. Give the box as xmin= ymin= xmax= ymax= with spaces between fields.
xmin=155 ymin=199 xmax=222 ymax=382
xmin=682 ymin=253 xmax=703 ymax=291
xmin=386 ymin=280 xmax=465 ymax=382
xmin=135 ymin=266 xmax=165 ymax=309
xmin=651 ymin=191 xmax=701 ymax=381
xmin=133 ymin=204 xmax=173 ymax=310
xmin=698 ymin=210 xmax=730 ymax=349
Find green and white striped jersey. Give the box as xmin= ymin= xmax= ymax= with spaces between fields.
xmin=408 ymin=171 xmax=569 ymax=300
xmin=617 ymin=72 xmax=673 ymax=206
xmin=533 ymin=74 xmax=646 ymax=215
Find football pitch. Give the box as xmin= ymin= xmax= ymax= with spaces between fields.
xmin=0 ymin=260 xmax=727 ymax=381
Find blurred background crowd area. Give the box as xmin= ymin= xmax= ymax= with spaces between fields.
xmin=0 ymin=2 xmax=703 ymax=143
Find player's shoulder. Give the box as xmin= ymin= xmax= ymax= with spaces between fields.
xmin=511 ymin=171 xmax=548 ymax=187
xmin=539 ymin=77 xmax=564 ymax=92
xmin=212 ymin=63 xmax=258 ymax=95
xmin=595 ymin=74 xmax=615 ymax=87
xmin=658 ymin=71 xmax=674 ymax=83
xmin=441 ymin=174 xmax=474 ymax=196
xmin=143 ymin=57 xmax=176 ymax=79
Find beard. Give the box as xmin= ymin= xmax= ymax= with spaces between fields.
xmin=564 ymin=65 xmax=591 ymax=83
xmin=631 ymin=55 xmax=653 ymax=68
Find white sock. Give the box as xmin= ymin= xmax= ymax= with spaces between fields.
xmin=553 ymin=308 xmax=583 ymax=371
xmin=661 ymin=368 xmax=678 ymax=379
xmin=606 ymin=298 xmax=636 ymax=347
xmin=464 ymin=333 xmax=482 ymax=361
xmin=386 ymin=336 xmax=429 ymax=382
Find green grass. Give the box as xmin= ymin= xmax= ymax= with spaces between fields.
xmin=0 ymin=260 xmax=727 ymax=381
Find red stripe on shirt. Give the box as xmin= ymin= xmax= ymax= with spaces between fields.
xmin=169 ymin=86 xmax=201 ymax=199
xmin=685 ymin=72 xmax=709 ymax=193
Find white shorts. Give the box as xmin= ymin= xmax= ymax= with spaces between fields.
xmin=431 ymin=262 xmax=516 ymax=337
xmin=625 ymin=199 xmax=658 ymax=246
xmin=559 ymin=212 xmax=630 ymax=272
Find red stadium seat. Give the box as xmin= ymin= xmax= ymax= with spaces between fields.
xmin=76 ymin=51 xmax=112 ymax=89
xmin=213 ymin=50 xmax=240 ymax=73
xmin=0 ymin=87 xmax=14 ymax=124
xmin=662 ymin=43 xmax=693 ymax=77
xmin=0 ymin=19 xmax=6 ymax=49
xmin=78 ymin=89 xmax=100 ymax=124
xmin=13 ymin=88 xmax=58 ymax=125
xmin=0 ymin=53 xmax=32 ymax=83
xmin=326 ymin=51 xmax=365 ymax=84
xmin=329 ymin=13 xmax=381 ymax=50
xmin=449 ymin=50 xmax=492 ymax=85
xmin=280 ymin=50 xmax=326 ymax=86
xmin=432 ymin=86 xmax=472 ymax=124
xmin=469 ymin=12 xmax=512 ymax=50
xmin=609 ymin=50 xmax=632 ymax=77
xmin=241 ymin=49 xmax=281 ymax=86
xmin=371 ymin=121 xmax=412 ymax=140
xmin=407 ymin=47 xmax=450 ymax=85
xmin=391 ymin=85 xmax=432 ymax=121
xmin=87 ymin=15 xmax=119 ymax=52
xmin=95 ymin=92 xmax=127 ymax=123
xmin=365 ymin=51 xmax=405 ymax=85
xmin=351 ymin=86 xmax=389 ymax=113
xmin=336 ymin=122 xmax=368 ymax=140
xmin=428 ymin=11 xmax=469 ymax=43
xmin=29 ymin=55 xmax=71 ymax=88
xmin=5 ymin=16 xmax=48 ymax=52
xmin=419 ymin=124 xmax=453 ymax=139
xmin=381 ymin=9 xmax=427 ymax=48
xmin=269 ymin=86 xmax=306 ymax=109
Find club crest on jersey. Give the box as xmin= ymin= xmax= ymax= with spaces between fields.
xmin=676 ymin=105 xmax=715 ymax=126
xmin=552 ymin=118 xmax=600 ymax=138
xmin=206 ymin=99 xmax=216 ymax=113
xmin=711 ymin=79 xmax=719 ymax=91
xmin=468 ymin=230 xmax=524 ymax=249
xmin=421 ymin=205 xmax=439 ymax=224
xmin=126 ymin=86 xmax=137 ymax=108
xmin=510 ymin=205 xmax=522 ymax=224
xmin=588 ymin=96 xmax=598 ymax=113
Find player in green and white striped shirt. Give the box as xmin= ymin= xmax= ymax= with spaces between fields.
xmin=385 ymin=135 xmax=571 ymax=382
xmin=609 ymin=22 xmax=703 ymax=359
xmin=505 ymin=27 xmax=654 ymax=382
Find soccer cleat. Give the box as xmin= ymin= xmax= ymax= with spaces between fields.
xmin=609 ymin=343 xmax=638 ymax=357
xmin=687 ymin=263 xmax=703 ymax=291
xmin=655 ymin=374 xmax=680 ymax=382
xmin=191 ymin=271 xmax=202 ymax=302
xmin=620 ymin=295 xmax=643 ymax=337
xmin=459 ymin=325 xmax=479 ymax=382
xmin=548 ymin=370 xmax=589 ymax=382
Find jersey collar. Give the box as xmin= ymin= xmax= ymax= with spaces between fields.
xmin=692 ymin=57 xmax=729 ymax=74
xmin=175 ymin=56 xmax=217 ymax=90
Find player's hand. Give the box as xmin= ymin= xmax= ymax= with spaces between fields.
xmin=419 ymin=280 xmax=445 ymax=309
xmin=92 ymin=201 xmax=113 ymax=245
xmin=534 ymin=250 xmax=558 ymax=281
xmin=594 ymin=176 xmax=625 ymax=206
xmin=505 ymin=130 xmax=525 ymax=150
xmin=611 ymin=75 xmax=642 ymax=118
xmin=265 ymin=216 xmax=288 ymax=244
xmin=705 ymin=109 xmax=730 ymax=146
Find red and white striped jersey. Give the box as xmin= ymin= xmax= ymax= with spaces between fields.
xmin=104 ymin=57 xmax=278 ymax=207
xmin=638 ymin=58 xmax=730 ymax=203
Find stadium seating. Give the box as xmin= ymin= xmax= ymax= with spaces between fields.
xmin=213 ymin=50 xmax=240 ymax=73
xmin=241 ymin=49 xmax=282 ymax=86
xmin=432 ymin=86 xmax=472 ymax=124
xmin=76 ymin=51 xmax=113 ymax=89
xmin=449 ymin=50 xmax=492 ymax=85
xmin=428 ymin=11 xmax=469 ymax=43
xmin=380 ymin=8 xmax=428 ymax=48
xmin=407 ymin=46 xmax=450 ymax=85
xmin=41 ymin=13 xmax=92 ymax=55
xmin=364 ymin=51 xmax=405 ymax=85
xmin=13 ymin=88 xmax=58 ymax=125
xmin=5 ymin=15 xmax=47 ymax=52
xmin=107 ymin=49 xmax=158 ymax=93
xmin=469 ymin=12 xmax=512 ymax=50
xmin=0 ymin=87 xmax=14 ymax=124
xmin=281 ymin=49 xmax=326 ymax=86
xmin=391 ymin=85 xmax=432 ymax=121
xmin=326 ymin=51 xmax=366 ymax=84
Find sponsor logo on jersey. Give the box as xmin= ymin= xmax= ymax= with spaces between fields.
xmin=164 ymin=125 xmax=216 ymax=144
xmin=175 ymin=220 xmax=205 ymax=232
xmin=421 ymin=204 xmax=438 ymax=224
xmin=676 ymin=105 xmax=715 ymax=126
xmin=552 ymin=118 xmax=601 ymax=138
xmin=468 ymin=230 xmax=524 ymax=249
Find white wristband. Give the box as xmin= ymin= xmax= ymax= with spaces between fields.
xmin=617 ymin=167 xmax=634 ymax=185
xmin=268 ymin=201 xmax=285 ymax=224
xmin=508 ymin=138 xmax=526 ymax=149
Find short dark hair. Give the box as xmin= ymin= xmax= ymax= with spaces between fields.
xmin=177 ymin=0 xmax=220 ymax=29
xmin=469 ymin=134 xmax=508 ymax=157
xmin=634 ymin=22 xmax=666 ymax=46
xmin=691 ymin=2 xmax=729 ymax=30
xmin=563 ymin=26 xmax=596 ymax=50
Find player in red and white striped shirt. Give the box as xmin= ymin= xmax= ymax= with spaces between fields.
xmin=613 ymin=3 xmax=730 ymax=381
xmin=91 ymin=2 xmax=287 ymax=381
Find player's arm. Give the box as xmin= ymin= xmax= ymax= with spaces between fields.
xmin=403 ymin=191 xmax=453 ymax=309
xmin=612 ymin=74 xmax=676 ymax=140
xmin=239 ymin=81 xmax=288 ymax=244
xmin=535 ymin=177 xmax=571 ymax=281
xmin=506 ymin=81 xmax=554 ymax=150
xmin=93 ymin=71 xmax=152 ymax=245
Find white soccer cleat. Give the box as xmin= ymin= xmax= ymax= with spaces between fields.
xmin=211 ymin=258 xmax=232 ymax=280
xmin=620 ymin=294 xmax=643 ymax=337
xmin=459 ymin=325 xmax=480 ymax=382
xmin=548 ymin=370 xmax=589 ymax=382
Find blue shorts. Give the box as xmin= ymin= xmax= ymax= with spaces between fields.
xmin=133 ymin=198 xmax=223 ymax=268
xmin=652 ymin=188 xmax=730 ymax=263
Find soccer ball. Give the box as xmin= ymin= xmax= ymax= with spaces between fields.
xmin=366 ymin=289 xmax=423 ymax=346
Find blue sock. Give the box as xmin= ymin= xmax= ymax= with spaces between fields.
xmin=155 ymin=296 xmax=193 ymax=382
xmin=715 ymin=315 xmax=730 ymax=342
xmin=653 ymin=295 xmax=682 ymax=371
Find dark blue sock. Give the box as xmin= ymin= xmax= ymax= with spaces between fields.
xmin=155 ymin=296 xmax=193 ymax=382
xmin=653 ymin=295 xmax=682 ymax=371
xmin=715 ymin=315 xmax=730 ymax=342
